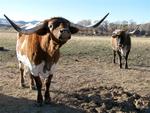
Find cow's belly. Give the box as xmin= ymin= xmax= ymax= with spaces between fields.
xmin=17 ymin=52 xmax=56 ymax=78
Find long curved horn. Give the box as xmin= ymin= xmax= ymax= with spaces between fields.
xmin=128 ymin=25 xmax=140 ymax=35
xmin=4 ymin=14 xmax=45 ymax=34
xmin=70 ymin=13 xmax=109 ymax=31
xmin=88 ymin=13 xmax=109 ymax=28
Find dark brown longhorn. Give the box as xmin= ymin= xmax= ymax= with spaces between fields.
xmin=111 ymin=26 xmax=139 ymax=69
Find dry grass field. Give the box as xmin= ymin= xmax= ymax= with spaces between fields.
xmin=0 ymin=32 xmax=150 ymax=113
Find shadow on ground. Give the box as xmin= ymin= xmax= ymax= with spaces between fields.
xmin=0 ymin=94 xmax=85 ymax=113
xmin=130 ymin=65 xmax=150 ymax=72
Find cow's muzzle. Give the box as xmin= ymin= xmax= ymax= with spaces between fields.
xmin=59 ymin=28 xmax=71 ymax=41
xmin=118 ymin=44 xmax=123 ymax=48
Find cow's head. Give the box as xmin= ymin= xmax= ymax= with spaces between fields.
xmin=45 ymin=17 xmax=78 ymax=43
xmin=112 ymin=29 xmax=125 ymax=48
xmin=4 ymin=13 xmax=109 ymax=44
xmin=112 ymin=29 xmax=128 ymax=56
xmin=112 ymin=25 xmax=139 ymax=48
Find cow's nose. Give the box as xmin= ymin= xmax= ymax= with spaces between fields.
xmin=60 ymin=29 xmax=64 ymax=33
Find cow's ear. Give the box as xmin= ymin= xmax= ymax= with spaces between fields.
xmin=36 ymin=21 xmax=49 ymax=35
xmin=36 ymin=27 xmax=49 ymax=35
xmin=70 ymin=26 xmax=79 ymax=34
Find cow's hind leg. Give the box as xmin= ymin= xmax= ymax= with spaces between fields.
xmin=19 ymin=61 xmax=25 ymax=88
xmin=44 ymin=74 xmax=53 ymax=104
xmin=32 ymin=75 xmax=43 ymax=106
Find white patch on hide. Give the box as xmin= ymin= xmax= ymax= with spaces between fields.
xmin=113 ymin=29 xmax=122 ymax=35
xmin=120 ymin=48 xmax=126 ymax=57
xmin=17 ymin=52 xmax=56 ymax=78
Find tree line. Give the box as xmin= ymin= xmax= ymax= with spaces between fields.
xmin=77 ymin=19 xmax=150 ymax=37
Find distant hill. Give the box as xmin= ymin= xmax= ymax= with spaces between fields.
xmin=0 ymin=18 xmax=39 ymax=27
xmin=0 ymin=18 xmax=9 ymax=25
xmin=0 ymin=18 xmax=39 ymax=32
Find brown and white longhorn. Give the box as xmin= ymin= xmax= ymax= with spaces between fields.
xmin=4 ymin=13 xmax=109 ymax=106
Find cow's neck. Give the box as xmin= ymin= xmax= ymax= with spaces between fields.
xmin=40 ymin=34 xmax=60 ymax=57
xmin=47 ymin=39 xmax=60 ymax=56
xmin=39 ymin=35 xmax=60 ymax=70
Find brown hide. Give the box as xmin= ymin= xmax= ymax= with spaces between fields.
xmin=17 ymin=33 xmax=60 ymax=66
xmin=15 ymin=17 xmax=77 ymax=105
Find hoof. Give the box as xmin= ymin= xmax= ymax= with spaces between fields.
xmin=125 ymin=67 xmax=128 ymax=69
xmin=30 ymin=86 xmax=37 ymax=90
xmin=120 ymin=65 xmax=122 ymax=69
xmin=44 ymin=98 xmax=51 ymax=104
xmin=34 ymin=102 xmax=43 ymax=107
xmin=19 ymin=84 xmax=27 ymax=89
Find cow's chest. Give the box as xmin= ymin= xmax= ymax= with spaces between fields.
xmin=17 ymin=52 xmax=56 ymax=78
xmin=119 ymin=47 xmax=127 ymax=56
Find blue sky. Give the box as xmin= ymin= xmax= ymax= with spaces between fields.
xmin=0 ymin=0 xmax=149 ymax=24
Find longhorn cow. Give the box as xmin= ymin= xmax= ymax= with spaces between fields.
xmin=4 ymin=13 xmax=109 ymax=106
xmin=111 ymin=26 xmax=139 ymax=69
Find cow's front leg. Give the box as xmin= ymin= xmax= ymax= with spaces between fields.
xmin=113 ymin=50 xmax=116 ymax=63
xmin=125 ymin=50 xmax=130 ymax=69
xmin=117 ymin=51 xmax=122 ymax=68
xmin=20 ymin=68 xmax=25 ymax=87
xmin=44 ymin=74 xmax=53 ymax=104
xmin=33 ymin=75 xmax=43 ymax=106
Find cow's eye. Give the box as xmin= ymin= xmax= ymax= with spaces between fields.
xmin=48 ymin=24 xmax=53 ymax=31
xmin=48 ymin=24 xmax=53 ymax=29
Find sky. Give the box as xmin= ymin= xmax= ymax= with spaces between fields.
xmin=0 ymin=0 xmax=149 ymax=24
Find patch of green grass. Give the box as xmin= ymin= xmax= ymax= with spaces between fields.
xmin=130 ymin=38 xmax=150 ymax=66
xmin=61 ymin=36 xmax=150 ymax=67
xmin=0 ymin=32 xmax=17 ymax=62
xmin=0 ymin=33 xmax=150 ymax=67
xmin=61 ymin=36 xmax=113 ymax=62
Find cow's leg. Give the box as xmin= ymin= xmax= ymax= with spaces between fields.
xmin=32 ymin=75 xmax=43 ymax=106
xmin=44 ymin=74 xmax=53 ymax=104
xmin=29 ymin=73 xmax=36 ymax=90
xmin=20 ymin=68 xmax=25 ymax=87
xmin=19 ymin=61 xmax=25 ymax=88
xmin=125 ymin=50 xmax=130 ymax=69
xmin=117 ymin=51 xmax=122 ymax=68
xmin=113 ymin=50 xmax=116 ymax=63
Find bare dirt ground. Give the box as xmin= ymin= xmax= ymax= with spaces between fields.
xmin=0 ymin=33 xmax=150 ymax=113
